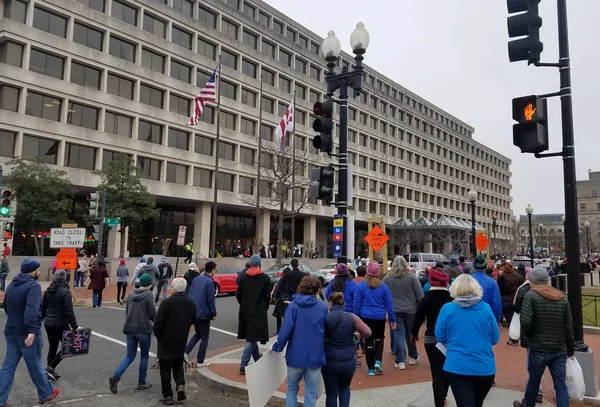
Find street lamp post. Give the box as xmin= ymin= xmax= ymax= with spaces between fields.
xmin=562 ymin=215 xmax=566 ymax=255
xmin=585 ymin=220 xmax=591 ymax=258
xmin=526 ymin=204 xmax=534 ymax=268
xmin=320 ymin=23 xmax=369 ymax=265
xmin=492 ymin=214 xmax=497 ymax=259
xmin=539 ymin=223 xmax=544 ymax=256
xmin=468 ymin=189 xmax=478 ymax=259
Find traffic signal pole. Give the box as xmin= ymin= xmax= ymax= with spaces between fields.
xmin=97 ymin=190 xmax=106 ymax=260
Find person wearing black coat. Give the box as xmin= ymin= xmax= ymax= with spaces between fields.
xmin=237 ymin=255 xmax=271 ymax=375
xmin=153 ymin=277 xmax=197 ymax=405
xmin=277 ymin=258 xmax=308 ymax=302
xmin=42 ymin=270 xmax=79 ymax=381
xmin=183 ymin=263 xmax=200 ymax=296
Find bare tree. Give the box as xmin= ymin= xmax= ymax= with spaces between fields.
xmin=161 ymin=238 xmax=172 ymax=256
xmin=304 ymin=240 xmax=316 ymax=258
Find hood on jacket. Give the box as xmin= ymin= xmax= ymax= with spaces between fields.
xmin=46 ymin=281 xmax=67 ymax=293
xmin=246 ymin=266 xmax=263 ymax=277
xmin=292 ymin=293 xmax=320 ymax=307
xmin=143 ymin=264 xmax=158 ymax=273
xmin=11 ymin=273 xmax=36 ymax=286
xmin=532 ymin=284 xmax=565 ymax=301
xmin=130 ymin=288 xmax=153 ymax=302
xmin=453 ymin=294 xmax=482 ymax=308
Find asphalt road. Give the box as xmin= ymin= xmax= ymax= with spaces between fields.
xmin=0 ymin=294 xmax=278 ymax=407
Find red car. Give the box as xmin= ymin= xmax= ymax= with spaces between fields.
xmin=200 ymin=265 xmax=240 ymax=296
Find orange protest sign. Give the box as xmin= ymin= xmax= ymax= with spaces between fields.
xmin=57 ymin=248 xmax=78 ymax=269
xmin=364 ymin=225 xmax=389 ymax=252
xmin=476 ymin=234 xmax=490 ymax=251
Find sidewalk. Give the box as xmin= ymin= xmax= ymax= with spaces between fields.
xmin=0 ymin=281 xmax=125 ymax=306
xmin=195 ymin=330 xmax=600 ymax=407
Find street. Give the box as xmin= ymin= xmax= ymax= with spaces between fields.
xmin=0 ymin=294 xmax=277 ymax=406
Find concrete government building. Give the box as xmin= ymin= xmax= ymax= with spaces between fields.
xmin=0 ymin=0 xmax=513 ymax=258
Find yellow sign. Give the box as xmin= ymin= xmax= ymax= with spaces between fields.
xmin=333 ymin=219 xmax=343 ymax=227
xmin=524 ymin=103 xmax=536 ymax=121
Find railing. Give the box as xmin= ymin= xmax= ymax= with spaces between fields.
xmin=582 ymin=295 xmax=600 ymax=327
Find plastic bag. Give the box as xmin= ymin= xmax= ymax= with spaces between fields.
xmin=566 ymin=357 xmax=586 ymax=400
xmin=508 ymin=313 xmax=520 ymax=341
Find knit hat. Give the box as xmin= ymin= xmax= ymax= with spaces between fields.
xmin=473 ymin=254 xmax=487 ymax=271
xmin=21 ymin=257 xmax=41 ymax=273
xmin=53 ymin=270 xmax=67 ymax=283
xmin=336 ymin=263 xmax=348 ymax=276
xmin=120 ymin=259 xmax=126 ymax=265
xmin=139 ymin=257 xmax=146 ymax=263
xmin=162 ymin=256 xmax=167 ymax=262
xmin=250 ymin=254 xmax=261 ymax=267
xmin=188 ymin=262 xmax=197 ymax=270
xmin=429 ymin=268 xmax=449 ymax=288
xmin=529 ymin=266 xmax=549 ymax=285
xmin=366 ymin=263 xmax=381 ymax=277
xmin=139 ymin=274 xmax=153 ymax=287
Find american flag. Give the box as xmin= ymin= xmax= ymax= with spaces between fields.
xmin=188 ymin=68 xmax=217 ymax=125
xmin=275 ymin=99 xmax=294 ymax=149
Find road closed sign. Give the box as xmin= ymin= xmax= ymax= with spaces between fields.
xmin=364 ymin=225 xmax=389 ymax=252
xmin=50 ymin=228 xmax=86 ymax=248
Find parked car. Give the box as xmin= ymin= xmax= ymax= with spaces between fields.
xmin=199 ymin=265 xmax=240 ymax=296
xmin=264 ymin=263 xmax=321 ymax=287
xmin=314 ymin=263 xmax=354 ymax=284
xmin=402 ymin=253 xmax=449 ymax=272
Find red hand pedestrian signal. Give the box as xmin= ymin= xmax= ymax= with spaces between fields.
xmin=524 ymin=103 xmax=536 ymax=121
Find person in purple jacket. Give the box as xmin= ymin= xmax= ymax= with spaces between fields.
xmin=353 ymin=263 xmax=396 ymax=376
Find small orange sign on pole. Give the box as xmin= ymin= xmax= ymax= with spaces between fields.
xmin=476 ymin=234 xmax=490 ymax=251
xmin=57 ymin=248 xmax=78 ymax=269
xmin=364 ymin=225 xmax=389 ymax=252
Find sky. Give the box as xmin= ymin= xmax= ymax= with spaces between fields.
xmin=265 ymin=0 xmax=600 ymax=218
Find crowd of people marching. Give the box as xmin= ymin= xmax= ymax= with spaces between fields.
xmin=0 ymin=252 xmax=578 ymax=407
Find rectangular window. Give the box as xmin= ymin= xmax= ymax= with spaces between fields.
xmin=105 ymin=111 xmax=132 ymax=137
xmin=170 ymin=59 xmax=191 ymax=83
xmin=295 ymin=57 xmax=307 ymax=74
xmin=239 ymin=147 xmax=255 ymax=165
xmin=241 ymin=88 xmax=257 ymax=107
xmin=222 ymin=50 xmax=238 ymax=70
xmin=111 ymin=0 xmax=137 ymax=26
xmin=240 ymin=117 xmax=256 ymax=136
xmin=296 ymin=110 xmax=306 ymax=126
xmin=200 ymin=106 xmax=214 ymax=124
xmin=239 ymin=176 xmax=254 ymax=195
xmin=107 ymin=73 xmax=134 ymax=99
xmin=73 ymin=22 xmax=103 ymax=51
xmin=279 ymin=76 xmax=291 ymax=93
xmin=0 ymin=42 xmax=24 ymax=67
xmin=143 ymin=13 xmax=166 ymax=38
xmin=65 ymin=143 xmax=96 ymax=170
xmin=261 ymin=96 xmax=274 ymax=113
xmin=262 ymin=40 xmax=276 ymax=59
xmin=140 ymin=84 xmax=164 ymax=109
xmin=0 ymin=85 xmax=20 ymax=112
xmin=217 ymin=172 xmax=234 ymax=191
xmin=279 ymin=49 xmax=291 ymax=67
xmin=243 ymin=2 xmax=256 ymax=18
xmin=166 ymin=162 xmax=188 ymax=184
xmin=172 ymin=26 xmax=192 ymax=50
xmin=299 ymin=35 xmax=308 ymax=49
xmin=109 ymin=36 xmax=136 ymax=62
xmin=309 ymin=65 xmax=321 ymax=81
xmin=141 ymin=48 xmax=165 ymax=73
xmin=197 ymin=38 xmax=217 ymax=60
xmin=33 ymin=7 xmax=67 ymax=38
xmin=137 ymin=156 xmax=161 ymax=180
xmin=70 ymin=61 xmax=101 ymax=90
xmin=241 ymin=59 xmax=257 ymax=79
xmin=309 ymin=90 xmax=320 ymax=103
xmin=222 ymin=19 xmax=238 ymax=40
xmin=198 ymin=6 xmax=217 ymax=29
xmin=102 ymin=150 xmax=131 ymax=169
xmin=67 ymin=102 xmax=99 ymax=130
xmin=22 ymin=135 xmax=59 ymax=164
xmin=29 ymin=49 xmax=64 ymax=79
xmin=172 ymin=0 xmax=193 ymax=16
xmin=273 ymin=20 xmax=284 ymax=35
xmin=221 ymin=80 xmax=237 ymax=101
xmin=286 ymin=28 xmax=296 ymax=42
xmin=260 ymin=124 xmax=273 ymax=141
xmin=194 ymin=135 xmax=213 ymax=156
xmin=138 ymin=120 xmax=163 ymax=144
xmin=25 ymin=91 xmax=61 ymax=122
xmin=259 ymin=11 xmax=270 ymax=27
xmin=77 ymin=0 xmax=105 ymax=12
xmin=295 ymin=84 xmax=307 ymax=100
xmin=193 ymin=167 xmax=212 ymax=188
xmin=262 ymin=69 xmax=275 ymax=86
xmin=242 ymin=30 xmax=258 ymax=49
xmin=169 ymin=94 xmax=190 ymax=116
xmin=310 ymin=42 xmax=319 ymax=55
xmin=0 ymin=130 xmax=16 ymax=157
xmin=5 ymin=0 xmax=27 ymax=24
xmin=220 ymin=111 xmax=236 ymax=131
xmin=225 ymin=0 xmax=239 ymax=9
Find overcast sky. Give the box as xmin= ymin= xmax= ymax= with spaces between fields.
xmin=265 ymin=0 xmax=600 ymax=218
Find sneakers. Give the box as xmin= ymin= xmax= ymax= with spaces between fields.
xmin=513 ymin=401 xmax=524 ymax=407
xmin=196 ymin=362 xmax=210 ymax=369
xmin=394 ymin=362 xmax=406 ymax=370
xmin=161 ymin=397 xmax=174 ymax=405
xmin=366 ymin=369 xmax=375 ymax=376
xmin=239 ymin=366 xmax=246 ymax=376
xmin=39 ymin=389 xmax=60 ymax=405
xmin=45 ymin=367 xmax=57 ymax=382
xmin=176 ymin=385 xmax=186 ymax=401
xmin=536 ymin=392 xmax=543 ymax=403
xmin=183 ymin=353 xmax=190 ymax=364
xmin=374 ymin=361 xmax=384 ymax=374
xmin=137 ymin=383 xmax=152 ymax=390
xmin=109 ymin=376 xmax=118 ymax=394
xmin=356 ymin=361 xmax=363 ymax=368
xmin=408 ymin=357 xmax=419 ymax=365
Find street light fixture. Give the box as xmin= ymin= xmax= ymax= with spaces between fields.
xmin=468 ymin=189 xmax=478 ymax=259
xmin=320 ymin=23 xmax=369 ymax=265
xmin=526 ymin=204 xmax=534 ymax=267
xmin=585 ymin=220 xmax=591 ymax=258
xmin=491 ymin=214 xmax=498 ymax=259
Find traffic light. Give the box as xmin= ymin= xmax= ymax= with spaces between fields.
xmin=87 ymin=192 xmax=100 ymax=217
xmin=507 ymin=0 xmax=543 ymax=64
xmin=3 ymin=222 xmax=13 ymax=240
xmin=310 ymin=165 xmax=335 ymax=203
xmin=512 ymin=95 xmax=549 ymax=153
xmin=0 ymin=189 xmax=12 ymax=217
xmin=312 ymin=99 xmax=334 ymax=154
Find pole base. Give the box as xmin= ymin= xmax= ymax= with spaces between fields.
xmin=576 ymin=347 xmax=599 ymax=397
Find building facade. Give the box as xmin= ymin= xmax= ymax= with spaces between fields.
xmin=517 ymin=213 xmax=564 ymax=256
xmin=577 ymin=171 xmax=600 ymax=255
xmin=0 ymin=0 xmax=513 ymax=258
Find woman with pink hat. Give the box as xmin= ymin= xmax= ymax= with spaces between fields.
xmin=353 ymin=263 xmax=396 ymax=376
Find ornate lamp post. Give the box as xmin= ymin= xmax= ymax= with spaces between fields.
xmin=491 ymin=214 xmax=498 ymax=259
xmin=468 ymin=189 xmax=478 ymax=259
xmin=539 ymin=223 xmax=544 ymax=256
xmin=526 ymin=204 xmax=534 ymax=267
xmin=585 ymin=220 xmax=591 ymax=258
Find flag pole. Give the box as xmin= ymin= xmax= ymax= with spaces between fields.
xmin=210 ymin=54 xmax=222 ymax=259
xmin=255 ymin=76 xmax=263 ymax=253
xmin=290 ymin=90 xmax=296 ymax=253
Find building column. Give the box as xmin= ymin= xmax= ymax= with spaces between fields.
xmin=424 ymin=234 xmax=433 ymax=252
xmin=256 ymin=211 xmax=270 ymax=247
xmin=193 ymin=202 xmax=211 ymax=258
xmin=303 ymin=215 xmax=316 ymax=246
xmin=106 ymin=225 xmax=126 ymax=259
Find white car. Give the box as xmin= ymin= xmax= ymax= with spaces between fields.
xmin=315 ymin=263 xmax=354 ymax=284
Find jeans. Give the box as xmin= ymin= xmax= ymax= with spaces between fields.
xmin=425 ymin=343 xmax=449 ymax=407
xmin=155 ymin=279 xmax=169 ymax=303
xmin=114 ymin=332 xmax=152 ymax=385
xmin=362 ymin=317 xmax=385 ymax=370
xmin=445 ymin=371 xmax=495 ymax=407
xmin=240 ymin=341 xmax=261 ymax=367
xmin=0 ymin=273 xmax=7 ymax=291
xmin=0 ymin=334 xmax=54 ymax=405
xmin=117 ymin=282 xmax=128 ymax=302
xmin=45 ymin=325 xmax=67 ymax=369
xmin=524 ymin=350 xmax=568 ymax=407
xmin=92 ymin=289 xmax=103 ymax=307
xmin=286 ymin=366 xmax=321 ymax=407
xmin=393 ymin=312 xmax=418 ymax=363
xmin=321 ymin=359 xmax=356 ymax=407
xmin=185 ymin=319 xmax=211 ymax=363
xmin=75 ymin=271 xmax=85 ymax=288
xmin=159 ymin=358 xmax=185 ymax=399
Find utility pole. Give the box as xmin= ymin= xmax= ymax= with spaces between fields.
xmin=97 ymin=190 xmax=106 ymax=260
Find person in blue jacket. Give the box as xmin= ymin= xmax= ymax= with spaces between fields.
xmin=435 ymin=274 xmax=500 ymax=407
xmin=353 ymin=263 xmax=396 ymax=376
xmin=470 ymin=254 xmax=502 ymax=322
xmin=270 ymin=276 xmax=328 ymax=407
xmin=325 ymin=263 xmax=356 ymax=312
